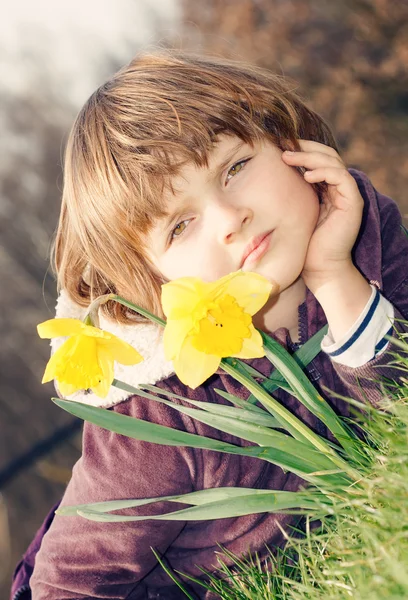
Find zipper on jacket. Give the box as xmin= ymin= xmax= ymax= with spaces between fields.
xmin=12 ymin=583 xmax=31 ymax=600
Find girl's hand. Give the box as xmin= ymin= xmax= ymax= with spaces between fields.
xmin=281 ymin=140 xmax=364 ymax=293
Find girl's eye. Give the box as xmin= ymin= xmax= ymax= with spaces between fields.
xmin=169 ymin=218 xmax=192 ymax=244
xmin=225 ymin=158 xmax=251 ymax=184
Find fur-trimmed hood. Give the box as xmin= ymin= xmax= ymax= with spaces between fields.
xmin=49 ymin=289 xmax=176 ymax=409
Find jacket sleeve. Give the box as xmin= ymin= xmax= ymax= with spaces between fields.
xmin=329 ymin=178 xmax=408 ymax=405
xmin=30 ymin=392 xmax=197 ymax=600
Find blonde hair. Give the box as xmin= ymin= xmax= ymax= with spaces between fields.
xmin=52 ymin=50 xmax=338 ymax=325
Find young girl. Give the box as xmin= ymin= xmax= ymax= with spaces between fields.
xmin=12 ymin=51 xmax=408 ymax=600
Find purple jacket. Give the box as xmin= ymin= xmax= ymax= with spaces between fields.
xmin=11 ymin=169 xmax=408 ymax=600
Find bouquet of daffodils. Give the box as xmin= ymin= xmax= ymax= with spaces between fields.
xmin=37 ymin=270 xmax=371 ymax=524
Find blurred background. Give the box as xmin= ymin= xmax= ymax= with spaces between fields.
xmin=1 ymin=0 xmax=407 ymax=596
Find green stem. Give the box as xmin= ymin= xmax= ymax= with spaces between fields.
xmin=110 ymin=295 xmax=166 ymax=328
xmin=150 ymin=548 xmax=196 ymax=600
xmin=260 ymin=331 xmax=362 ymax=464
xmin=85 ymin=293 xmax=166 ymax=328
xmin=221 ymin=359 xmax=360 ymax=482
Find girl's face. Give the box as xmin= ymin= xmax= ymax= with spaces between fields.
xmin=146 ymin=135 xmax=320 ymax=293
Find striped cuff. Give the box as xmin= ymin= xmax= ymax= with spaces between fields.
xmin=321 ymin=285 xmax=394 ymax=368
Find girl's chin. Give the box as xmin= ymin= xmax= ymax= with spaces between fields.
xmin=247 ymin=262 xmax=302 ymax=291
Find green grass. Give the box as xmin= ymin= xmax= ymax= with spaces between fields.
xmin=156 ymin=343 xmax=408 ymax=599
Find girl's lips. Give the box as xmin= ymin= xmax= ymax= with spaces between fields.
xmin=240 ymin=231 xmax=273 ymax=268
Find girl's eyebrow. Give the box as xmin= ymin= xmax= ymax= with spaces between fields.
xmin=206 ymin=139 xmax=246 ymax=182
xmin=159 ymin=199 xmax=192 ymax=235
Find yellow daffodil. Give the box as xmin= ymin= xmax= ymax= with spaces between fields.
xmin=161 ymin=270 xmax=274 ymax=388
xmin=37 ymin=318 xmax=144 ymax=398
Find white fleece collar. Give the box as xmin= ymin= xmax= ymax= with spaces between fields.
xmin=49 ymin=290 xmax=175 ymax=408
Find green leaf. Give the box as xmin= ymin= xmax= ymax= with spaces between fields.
xmin=245 ymin=325 xmax=328 ymax=403
xmin=212 ymin=388 xmax=275 ymax=415
xmin=220 ymin=360 xmax=360 ymax=482
xmin=79 ymin=491 xmax=329 ymax=521
xmin=260 ymin=331 xmax=362 ymax=463
xmin=56 ymin=487 xmax=269 ymax=516
xmin=114 ymin=379 xmax=281 ymax=430
xmin=150 ymin=548 xmax=196 ymax=600
xmin=237 ymin=362 xmax=268 ymax=379
xmin=386 ymin=334 xmax=408 ymax=352
xmin=60 ymin=489 xmax=332 ymax=522
xmin=140 ymin=383 xmax=280 ymax=428
xmin=259 ymin=378 xmax=294 ymax=395
xmin=138 ymin=397 xmax=342 ymax=471
xmin=291 ymin=325 xmax=329 ymax=369
xmin=52 ymin=398 xmax=239 ymax=451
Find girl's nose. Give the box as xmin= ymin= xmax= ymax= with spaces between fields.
xmin=214 ymin=201 xmax=253 ymax=244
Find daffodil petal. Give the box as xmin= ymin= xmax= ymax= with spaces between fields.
xmin=57 ymin=380 xmax=80 ymax=397
xmin=37 ymin=318 xmax=85 ymax=339
xmin=173 ymin=337 xmax=220 ymax=389
xmin=92 ymin=346 xmax=115 ymax=398
xmin=206 ymin=270 xmax=241 ymax=296
xmin=220 ymin=272 xmax=274 ymax=315
xmin=161 ymin=277 xmax=207 ymax=319
xmin=232 ymin=324 xmax=265 ymax=359
xmin=97 ymin=336 xmax=144 ymax=365
xmin=41 ymin=337 xmax=79 ymax=383
xmin=163 ymin=316 xmax=194 ymax=361
xmin=101 ymin=347 xmax=115 ymax=381
xmin=92 ymin=378 xmax=111 ymax=398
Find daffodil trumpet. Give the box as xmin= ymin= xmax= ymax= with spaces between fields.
xmin=98 ymin=270 xmax=274 ymax=390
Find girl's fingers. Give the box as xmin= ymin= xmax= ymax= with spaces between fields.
xmin=303 ymin=167 xmax=362 ymax=204
xmin=282 ymin=149 xmax=343 ymax=170
xmin=297 ymin=139 xmax=340 ymax=158
xmin=282 ymin=140 xmax=363 ymax=212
